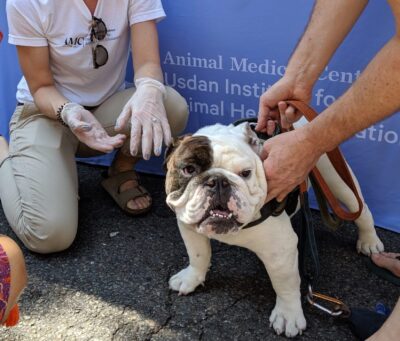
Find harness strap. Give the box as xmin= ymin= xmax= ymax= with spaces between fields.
xmin=241 ymin=187 xmax=300 ymax=229
xmin=286 ymin=100 xmax=364 ymax=221
xmin=298 ymin=188 xmax=320 ymax=287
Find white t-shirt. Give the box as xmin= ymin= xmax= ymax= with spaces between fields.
xmin=6 ymin=0 xmax=165 ymax=106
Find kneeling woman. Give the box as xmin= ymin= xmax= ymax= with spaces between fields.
xmin=1 ymin=0 xmax=188 ymax=253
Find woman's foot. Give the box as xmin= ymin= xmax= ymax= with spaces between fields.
xmin=108 ymin=151 xmax=151 ymax=212
xmin=0 ymin=136 xmax=9 ymax=164
xmin=371 ymin=252 xmax=400 ymax=277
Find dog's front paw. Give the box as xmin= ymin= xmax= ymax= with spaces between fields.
xmin=169 ymin=266 xmax=206 ymax=295
xmin=269 ymin=300 xmax=306 ymax=338
xmin=357 ymin=231 xmax=384 ymax=255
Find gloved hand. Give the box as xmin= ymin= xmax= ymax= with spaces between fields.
xmin=60 ymin=102 xmax=126 ymax=153
xmin=114 ymin=77 xmax=172 ymax=160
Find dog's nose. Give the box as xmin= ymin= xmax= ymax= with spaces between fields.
xmin=205 ymin=176 xmax=230 ymax=190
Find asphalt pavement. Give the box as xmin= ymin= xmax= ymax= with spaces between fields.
xmin=0 ymin=163 xmax=399 ymax=341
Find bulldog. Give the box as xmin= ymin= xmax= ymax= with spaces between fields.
xmin=164 ymin=121 xmax=384 ymax=337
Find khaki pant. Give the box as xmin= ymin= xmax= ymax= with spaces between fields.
xmin=0 ymin=87 xmax=188 ymax=254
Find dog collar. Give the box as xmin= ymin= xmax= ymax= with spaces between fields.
xmin=241 ymin=187 xmax=300 ymax=229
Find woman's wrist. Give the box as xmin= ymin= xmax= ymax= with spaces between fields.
xmin=134 ymin=77 xmax=166 ymax=100
xmin=56 ymin=102 xmax=70 ymax=126
xmin=59 ymin=102 xmax=84 ymax=127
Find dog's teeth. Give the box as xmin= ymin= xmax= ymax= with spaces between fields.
xmin=209 ymin=210 xmax=233 ymax=219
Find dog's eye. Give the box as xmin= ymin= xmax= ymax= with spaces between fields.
xmin=240 ymin=169 xmax=252 ymax=178
xmin=181 ymin=165 xmax=197 ymax=177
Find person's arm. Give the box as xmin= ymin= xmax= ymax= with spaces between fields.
xmin=284 ymin=0 xmax=369 ymax=93
xmin=262 ymin=1 xmax=400 ymax=202
xmin=257 ymin=0 xmax=368 ymax=133
xmin=131 ymin=20 xmax=163 ymax=83
xmin=115 ymin=20 xmax=171 ymax=160
xmin=17 ymin=46 xmax=68 ymax=119
xmin=16 ymin=46 xmax=125 ymax=153
xmin=304 ymin=34 xmax=400 ymax=153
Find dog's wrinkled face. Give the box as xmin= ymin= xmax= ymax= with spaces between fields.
xmin=165 ymin=123 xmax=267 ymax=236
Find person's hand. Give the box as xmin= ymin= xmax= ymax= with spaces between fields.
xmin=256 ymin=77 xmax=312 ymax=135
xmin=61 ymin=103 xmax=126 ymax=153
xmin=261 ymin=127 xmax=322 ymax=202
xmin=115 ymin=77 xmax=171 ymax=160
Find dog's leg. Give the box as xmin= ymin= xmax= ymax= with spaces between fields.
xmin=169 ymin=222 xmax=211 ymax=295
xmin=237 ymin=217 xmax=306 ymax=337
xmin=315 ymin=154 xmax=384 ymax=255
xmin=294 ymin=118 xmax=383 ymax=255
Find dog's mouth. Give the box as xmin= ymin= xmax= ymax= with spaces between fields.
xmin=202 ymin=204 xmax=236 ymax=221
xmin=197 ymin=205 xmax=240 ymax=234
xmin=209 ymin=208 xmax=234 ymax=219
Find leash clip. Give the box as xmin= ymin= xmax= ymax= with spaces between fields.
xmin=306 ymin=285 xmax=350 ymax=318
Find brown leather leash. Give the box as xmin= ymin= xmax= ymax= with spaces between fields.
xmin=280 ymin=100 xmax=368 ymax=322
xmin=286 ymin=100 xmax=363 ymax=221
xmin=285 ymin=101 xmax=389 ymax=339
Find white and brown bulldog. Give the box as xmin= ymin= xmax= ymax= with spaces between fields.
xmin=164 ymin=122 xmax=384 ymax=337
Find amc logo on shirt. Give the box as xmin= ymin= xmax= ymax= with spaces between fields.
xmin=64 ymin=36 xmax=86 ymax=47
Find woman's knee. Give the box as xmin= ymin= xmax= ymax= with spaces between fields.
xmin=165 ymin=87 xmax=189 ymax=136
xmin=16 ymin=213 xmax=78 ymax=254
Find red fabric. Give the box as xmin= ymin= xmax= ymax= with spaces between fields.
xmin=4 ymin=305 xmax=19 ymax=327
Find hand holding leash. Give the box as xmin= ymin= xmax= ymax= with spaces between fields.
xmin=61 ymin=103 xmax=126 ymax=153
xmin=115 ymin=77 xmax=171 ymax=160
xmin=256 ymin=77 xmax=311 ymax=134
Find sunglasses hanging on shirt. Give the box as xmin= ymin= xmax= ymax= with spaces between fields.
xmin=90 ymin=16 xmax=108 ymax=69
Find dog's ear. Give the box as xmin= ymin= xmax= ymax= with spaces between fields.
xmin=233 ymin=122 xmax=262 ymax=155
xmin=163 ymin=134 xmax=192 ymax=172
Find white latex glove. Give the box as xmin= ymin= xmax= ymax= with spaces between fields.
xmin=114 ymin=77 xmax=171 ymax=160
xmin=61 ymin=102 xmax=126 ymax=153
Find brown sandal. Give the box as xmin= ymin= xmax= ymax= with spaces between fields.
xmin=101 ymin=170 xmax=152 ymax=216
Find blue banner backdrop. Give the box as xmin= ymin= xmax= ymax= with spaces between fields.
xmin=1 ymin=1 xmax=399 ymax=232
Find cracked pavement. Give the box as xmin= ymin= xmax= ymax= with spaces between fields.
xmin=1 ymin=163 xmax=399 ymax=340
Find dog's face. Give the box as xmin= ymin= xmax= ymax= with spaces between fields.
xmin=164 ymin=123 xmax=267 ymax=236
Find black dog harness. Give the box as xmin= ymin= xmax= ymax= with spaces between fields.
xmin=241 ymin=187 xmax=300 ymax=229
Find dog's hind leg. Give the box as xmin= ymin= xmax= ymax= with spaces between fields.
xmin=315 ymin=154 xmax=384 ymax=255
xmin=169 ymin=222 xmax=211 ymax=295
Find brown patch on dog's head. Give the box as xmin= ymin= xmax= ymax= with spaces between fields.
xmin=164 ymin=135 xmax=213 ymax=196
xmin=163 ymin=134 xmax=191 ymax=173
